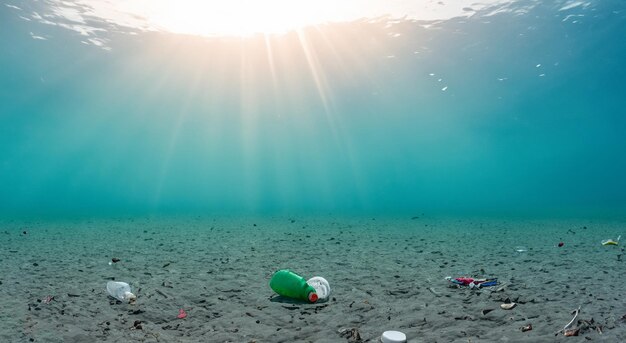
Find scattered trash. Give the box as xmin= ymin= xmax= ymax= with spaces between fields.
xmin=270 ymin=270 xmax=323 ymax=303
xmin=177 ymin=308 xmax=187 ymax=319
xmin=577 ymin=318 xmax=604 ymax=335
xmin=446 ymin=277 xmax=498 ymax=289
xmin=558 ymin=242 xmax=564 ymax=247
xmin=601 ymin=235 xmax=620 ymax=246
xmin=500 ymin=302 xmax=517 ymax=310
xmin=106 ymin=281 xmax=137 ymax=304
xmin=306 ymin=276 xmax=331 ymax=302
xmin=42 ymin=295 xmax=54 ymax=304
xmin=564 ymin=328 xmax=579 ymax=336
xmin=521 ymin=323 xmax=532 ymax=332
xmin=555 ymin=305 xmax=581 ymax=336
xmin=514 ymin=246 xmax=527 ymax=253
xmin=381 ymin=330 xmax=407 ymax=343
xmin=338 ymin=327 xmax=362 ymax=342
xmin=111 ymin=258 xmax=121 ymax=263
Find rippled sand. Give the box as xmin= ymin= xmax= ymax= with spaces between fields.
xmin=1 ymin=216 xmax=624 ymax=342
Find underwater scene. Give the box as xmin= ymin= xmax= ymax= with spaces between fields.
xmin=1 ymin=0 xmax=625 ymax=342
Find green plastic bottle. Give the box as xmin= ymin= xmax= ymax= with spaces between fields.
xmin=269 ymin=269 xmax=318 ymax=303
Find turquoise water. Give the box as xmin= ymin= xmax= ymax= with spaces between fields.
xmin=1 ymin=0 xmax=625 ymax=218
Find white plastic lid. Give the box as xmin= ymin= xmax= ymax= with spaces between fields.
xmin=306 ymin=276 xmax=331 ymax=301
xmin=381 ymin=330 xmax=406 ymax=343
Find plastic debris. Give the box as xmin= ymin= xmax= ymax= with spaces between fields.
xmin=446 ymin=277 xmax=498 ymax=289
xmin=381 ymin=330 xmax=407 ymax=343
xmin=270 ymin=270 xmax=320 ymax=303
xmin=601 ymin=235 xmax=620 ymax=246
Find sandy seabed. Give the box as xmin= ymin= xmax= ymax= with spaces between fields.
xmin=1 ymin=216 xmax=624 ymax=342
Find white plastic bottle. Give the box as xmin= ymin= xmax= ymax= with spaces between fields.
xmin=106 ymin=281 xmax=137 ymax=304
xmin=306 ymin=277 xmax=331 ymax=302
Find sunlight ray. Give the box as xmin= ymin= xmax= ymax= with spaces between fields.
xmin=150 ymin=50 xmax=212 ymax=210
xmin=302 ymin=26 xmax=370 ymax=207
xmin=263 ymin=34 xmax=280 ymax=113
xmin=151 ymin=101 xmax=188 ymax=211
xmin=295 ymin=29 xmax=333 ymax=122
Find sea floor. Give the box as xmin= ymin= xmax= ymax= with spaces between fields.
xmin=1 ymin=216 xmax=624 ymax=342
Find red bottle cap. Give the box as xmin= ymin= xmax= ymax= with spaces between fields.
xmin=308 ymin=292 xmax=318 ymax=303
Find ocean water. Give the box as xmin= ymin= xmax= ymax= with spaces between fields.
xmin=1 ymin=0 xmax=626 ymax=219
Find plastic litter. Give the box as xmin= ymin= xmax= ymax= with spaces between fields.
xmin=601 ymin=235 xmax=620 ymax=246
xmin=106 ymin=281 xmax=137 ymax=304
xmin=501 ymin=302 xmax=517 ymax=310
xmin=269 ymin=270 xmax=319 ymax=303
xmin=446 ymin=276 xmax=498 ymax=289
xmin=306 ymin=276 xmax=331 ymax=302
xmin=381 ymin=330 xmax=407 ymax=343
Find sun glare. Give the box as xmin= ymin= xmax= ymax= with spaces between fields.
xmin=23 ymin=1 xmax=506 ymax=40
xmin=96 ymin=0 xmax=497 ymax=37
xmin=113 ymin=0 xmax=354 ymax=37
